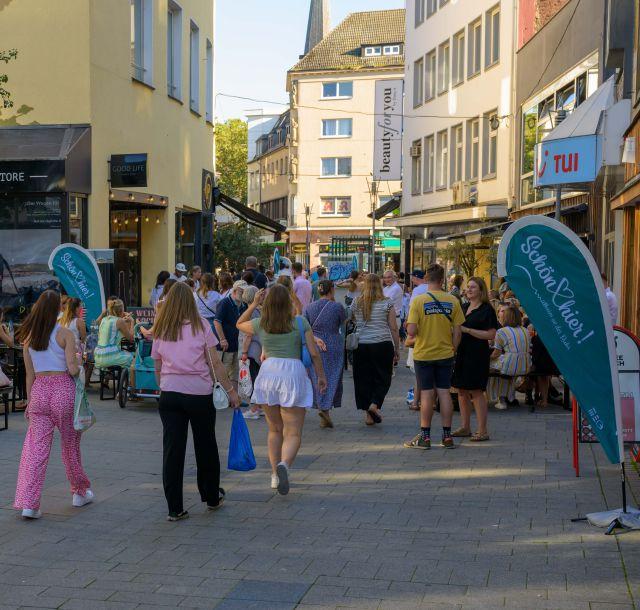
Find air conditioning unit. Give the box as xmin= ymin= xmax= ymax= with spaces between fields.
xmin=409 ymin=145 xmax=422 ymax=158
xmin=452 ymin=181 xmax=468 ymax=204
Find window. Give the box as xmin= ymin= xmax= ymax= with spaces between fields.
xmin=205 ymin=39 xmax=213 ymax=122
xmin=321 ymin=157 xmax=351 ymax=177
xmin=322 ymin=81 xmax=353 ymax=98
xmin=322 ymin=118 xmax=352 ymax=137
xmin=425 ymin=49 xmax=436 ymax=101
xmin=321 ymin=197 xmax=351 ymax=216
xmin=468 ymin=18 xmax=482 ymax=78
xmin=415 ymin=0 xmax=425 ymax=26
xmin=413 ymin=57 xmax=424 ymax=107
xmin=437 ymin=41 xmax=450 ymax=95
xmin=189 ymin=21 xmax=200 ymax=113
xmin=167 ymin=2 xmax=182 ymax=98
xmin=452 ymin=30 xmax=465 ymax=86
xmin=383 ymin=45 xmax=401 ymax=56
xmin=482 ymin=110 xmax=498 ymax=177
xmin=411 ymin=140 xmax=422 ymax=195
xmin=466 ymin=118 xmax=480 ymax=180
xmin=485 ymin=5 xmax=500 ymax=67
xmin=436 ymin=130 xmax=448 ymax=189
xmin=131 ymin=0 xmax=153 ymax=85
xmin=364 ymin=46 xmax=382 ymax=56
xmin=427 ymin=0 xmax=438 ymax=18
xmin=423 ymin=135 xmax=434 ymax=192
xmin=451 ymin=124 xmax=463 ymax=183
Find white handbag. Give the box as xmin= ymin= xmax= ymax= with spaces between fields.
xmin=206 ymin=347 xmax=229 ymax=410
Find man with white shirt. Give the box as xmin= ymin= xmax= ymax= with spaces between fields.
xmin=383 ymin=270 xmax=403 ymax=321
xmin=169 ymin=263 xmax=188 ymax=283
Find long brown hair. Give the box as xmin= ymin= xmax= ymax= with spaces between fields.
xmin=17 ymin=290 xmax=60 ymax=351
xmin=467 ymin=276 xmax=489 ymax=304
xmin=60 ymin=297 xmax=81 ymax=327
xmin=356 ymin=274 xmax=385 ymax=321
xmin=153 ymin=282 xmax=204 ymax=341
xmin=260 ymin=284 xmax=295 ymax=334
xmin=218 ymin=272 xmax=233 ymax=293
xmin=198 ymin=272 xmax=215 ymax=297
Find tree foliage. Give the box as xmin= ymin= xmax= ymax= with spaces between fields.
xmin=215 ymin=119 xmax=248 ymax=204
xmin=213 ymin=222 xmax=273 ymax=273
xmin=0 ymin=49 xmax=18 ymax=109
xmin=439 ymin=241 xmax=486 ymax=278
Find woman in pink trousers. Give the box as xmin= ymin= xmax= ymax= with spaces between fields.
xmin=14 ymin=290 xmax=93 ymax=519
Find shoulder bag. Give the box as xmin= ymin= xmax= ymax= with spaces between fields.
xmin=197 ymin=292 xmax=217 ymax=317
xmin=310 ymin=300 xmax=331 ymax=331
xmin=345 ymin=304 xmax=368 ymax=352
xmin=296 ymin=316 xmax=313 ymax=368
xmin=205 ymin=344 xmax=230 ymax=410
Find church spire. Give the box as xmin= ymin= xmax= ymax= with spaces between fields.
xmin=304 ymin=0 xmax=330 ymax=56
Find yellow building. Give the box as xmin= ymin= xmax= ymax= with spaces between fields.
xmin=0 ymin=0 xmax=215 ymax=307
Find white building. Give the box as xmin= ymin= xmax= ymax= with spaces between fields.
xmin=388 ymin=0 xmax=515 ymax=275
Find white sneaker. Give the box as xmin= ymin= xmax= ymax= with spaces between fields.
xmin=276 ymin=462 xmax=290 ymax=495
xmin=243 ymin=410 xmax=260 ymax=420
xmin=270 ymin=474 xmax=279 ymax=489
xmin=21 ymin=508 xmax=41 ymax=519
xmin=72 ymin=489 xmax=94 ymax=507
xmin=495 ymin=399 xmax=508 ymax=410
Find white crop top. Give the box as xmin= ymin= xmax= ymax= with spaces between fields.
xmin=29 ymin=324 xmax=68 ymax=373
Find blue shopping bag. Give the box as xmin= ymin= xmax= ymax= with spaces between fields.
xmin=227 ymin=409 xmax=257 ymax=471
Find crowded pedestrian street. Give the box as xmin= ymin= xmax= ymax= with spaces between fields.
xmin=1 ymin=361 xmax=638 ymax=610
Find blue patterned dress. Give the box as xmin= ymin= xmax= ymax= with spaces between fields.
xmin=304 ymin=299 xmax=347 ymax=410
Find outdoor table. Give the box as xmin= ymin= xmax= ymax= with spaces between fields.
xmin=0 ymin=344 xmax=26 ymax=412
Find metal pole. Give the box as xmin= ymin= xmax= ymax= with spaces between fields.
xmin=370 ymin=180 xmax=378 ymax=274
xmin=622 ymin=463 xmax=628 ymax=513
xmin=555 ymin=187 xmax=562 ymax=221
xmin=305 ymin=204 xmax=311 ymax=271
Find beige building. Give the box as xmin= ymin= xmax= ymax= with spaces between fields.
xmin=286 ymin=9 xmax=405 ymax=268
xmin=0 ymin=0 xmax=214 ymax=307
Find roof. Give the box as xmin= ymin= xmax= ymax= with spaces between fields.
xmin=252 ymin=109 xmax=290 ymax=161
xmin=289 ymin=9 xmax=405 ymax=74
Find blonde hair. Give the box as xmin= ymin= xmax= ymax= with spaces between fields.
xmin=153 ymin=282 xmax=204 ymax=341
xmin=260 ymin=284 xmax=295 ymax=334
xmin=467 ymin=276 xmax=489 ymax=304
xmin=108 ymin=299 xmax=125 ymax=317
xmin=277 ymin=275 xmax=302 ymax=314
xmin=60 ymin=297 xmax=81 ymax=327
xmin=356 ymin=273 xmax=385 ymax=321
xmin=198 ymin=272 xmax=215 ymax=297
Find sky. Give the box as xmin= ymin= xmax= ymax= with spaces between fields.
xmin=215 ymin=0 xmax=405 ymax=122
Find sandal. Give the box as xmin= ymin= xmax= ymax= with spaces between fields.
xmin=366 ymin=408 xmax=382 ymax=424
xmin=469 ymin=433 xmax=490 ymax=442
xmin=318 ymin=411 xmax=334 ymax=428
xmin=452 ymin=427 xmax=471 ymax=437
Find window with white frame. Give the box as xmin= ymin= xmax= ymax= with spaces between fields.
xmin=321 ymin=157 xmax=351 ymax=177
xmin=467 ymin=18 xmax=482 ymax=78
xmin=322 ymin=81 xmax=353 ymax=98
xmin=189 ymin=21 xmax=200 ymax=112
xmin=482 ymin=110 xmax=498 ymax=177
xmin=451 ymin=124 xmax=463 ymax=184
xmin=485 ymin=5 xmax=500 ymax=67
xmin=131 ymin=0 xmax=153 ymax=85
xmin=205 ymin=39 xmax=213 ymax=122
xmin=411 ymin=140 xmax=422 ymax=195
xmin=322 ymin=118 xmax=352 ymax=137
xmin=383 ymin=45 xmax=401 ymax=56
xmin=413 ymin=57 xmax=424 ymax=107
xmin=437 ymin=41 xmax=450 ymax=94
xmin=466 ymin=118 xmax=480 ymax=180
xmin=415 ymin=0 xmax=425 ymax=27
xmin=427 ymin=0 xmax=438 ymax=18
xmin=364 ymin=46 xmax=382 ymax=56
xmin=321 ymin=197 xmax=351 ymax=216
xmin=423 ymin=134 xmax=434 ymax=192
xmin=436 ymin=130 xmax=448 ymax=189
xmin=167 ymin=1 xmax=182 ymax=98
xmin=452 ymin=30 xmax=465 ymax=86
xmin=425 ymin=49 xmax=436 ymax=101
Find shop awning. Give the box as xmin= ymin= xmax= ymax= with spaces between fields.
xmin=368 ymin=196 xmax=400 ymax=220
xmin=218 ymin=192 xmax=286 ymax=234
xmin=383 ymin=203 xmax=508 ymax=228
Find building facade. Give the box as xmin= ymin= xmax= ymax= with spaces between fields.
xmin=0 ymin=0 xmax=215 ymax=307
xmin=286 ymin=9 xmax=405 ymax=268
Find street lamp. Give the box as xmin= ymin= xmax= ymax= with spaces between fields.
xmin=369 ymin=179 xmax=379 ymax=274
xmin=305 ymin=203 xmax=311 ymax=271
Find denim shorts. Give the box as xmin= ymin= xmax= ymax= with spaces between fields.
xmin=414 ymin=357 xmax=454 ymax=390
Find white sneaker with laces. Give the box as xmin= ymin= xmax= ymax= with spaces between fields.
xmin=72 ymin=489 xmax=94 ymax=507
xmin=21 ymin=508 xmax=41 ymax=519
xmin=495 ymin=399 xmax=508 ymax=410
xmin=243 ymin=410 xmax=260 ymax=420
xmin=270 ymin=474 xmax=279 ymax=489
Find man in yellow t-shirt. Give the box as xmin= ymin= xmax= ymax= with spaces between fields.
xmin=404 ymin=263 xmax=464 ymax=450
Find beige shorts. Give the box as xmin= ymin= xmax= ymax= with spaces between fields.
xmin=221 ymin=351 xmax=239 ymax=383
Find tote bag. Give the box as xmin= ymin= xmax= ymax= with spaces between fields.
xmin=228 ymin=409 xmax=256 ymax=471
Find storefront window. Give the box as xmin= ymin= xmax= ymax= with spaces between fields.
xmin=69 ymin=195 xmax=87 ymax=246
xmin=175 ymin=210 xmax=199 ymax=269
xmin=0 ymin=194 xmax=62 ymax=290
xmin=110 ymin=209 xmax=141 ymax=306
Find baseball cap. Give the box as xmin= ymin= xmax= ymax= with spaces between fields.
xmin=411 ymin=269 xmax=425 ymax=279
xmin=175 ymin=263 xmax=187 ymax=272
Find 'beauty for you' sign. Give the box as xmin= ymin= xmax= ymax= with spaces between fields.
xmin=498 ymin=216 xmax=623 ymax=464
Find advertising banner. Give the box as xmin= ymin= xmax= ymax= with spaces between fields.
xmin=498 ymin=216 xmax=623 ymax=464
xmin=48 ymin=244 xmax=106 ymax=326
xmin=373 ymin=79 xmax=403 ymax=181
xmin=534 ymin=134 xmax=601 ymax=187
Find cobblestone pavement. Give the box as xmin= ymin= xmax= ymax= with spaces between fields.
xmin=1 ymin=361 xmax=639 ymax=610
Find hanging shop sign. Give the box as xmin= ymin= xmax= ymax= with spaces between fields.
xmin=110 ymin=154 xmax=148 ymax=188
xmin=498 ymin=215 xmax=623 ymax=464
xmin=202 ymin=169 xmax=214 ymax=212
xmin=0 ymin=160 xmax=66 ymax=193
xmin=534 ymin=135 xmax=601 ymax=187
xmin=373 ymin=79 xmax=403 ymax=181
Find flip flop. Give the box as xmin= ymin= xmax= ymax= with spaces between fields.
xmin=469 ymin=433 xmax=490 ymax=442
xmin=366 ymin=408 xmax=382 ymax=424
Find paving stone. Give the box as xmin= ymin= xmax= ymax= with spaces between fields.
xmin=225 ymin=579 xmax=309 ymax=603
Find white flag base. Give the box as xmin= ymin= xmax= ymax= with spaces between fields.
xmin=586 ymin=507 xmax=640 ymax=534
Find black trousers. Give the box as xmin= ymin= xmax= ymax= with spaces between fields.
xmin=352 ymin=341 xmax=394 ymax=411
xmin=158 ymin=391 xmax=220 ymax=514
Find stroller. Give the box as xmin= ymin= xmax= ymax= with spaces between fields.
xmin=118 ymin=323 xmax=160 ymax=408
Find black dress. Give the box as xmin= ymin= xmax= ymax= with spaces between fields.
xmin=451 ymin=302 xmax=498 ymax=391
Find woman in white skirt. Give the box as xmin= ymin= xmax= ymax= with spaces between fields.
xmin=237 ymin=284 xmax=327 ymax=495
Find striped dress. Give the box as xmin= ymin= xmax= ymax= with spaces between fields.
xmin=487 ymin=326 xmax=531 ymax=401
